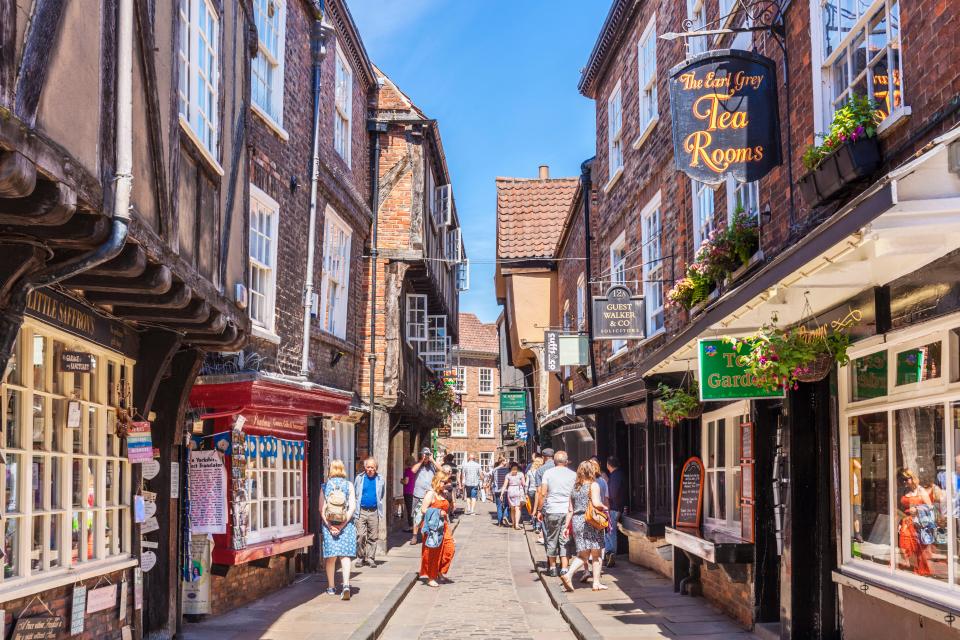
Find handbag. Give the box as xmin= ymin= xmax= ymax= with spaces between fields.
xmin=585 ymin=483 xmax=610 ymax=531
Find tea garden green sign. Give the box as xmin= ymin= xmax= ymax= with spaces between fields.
xmin=698 ymin=339 xmax=785 ymax=400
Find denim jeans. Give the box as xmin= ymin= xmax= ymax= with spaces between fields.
xmin=494 ymin=490 xmax=508 ymax=523
xmin=605 ymin=510 xmax=621 ymax=554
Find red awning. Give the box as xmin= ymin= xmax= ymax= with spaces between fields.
xmin=189 ymin=376 xmax=352 ymax=417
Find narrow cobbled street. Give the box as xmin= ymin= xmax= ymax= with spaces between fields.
xmin=381 ymin=505 xmax=575 ymax=640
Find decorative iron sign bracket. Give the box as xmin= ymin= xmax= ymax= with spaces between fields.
xmin=660 ymin=0 xmax=786 ymax=45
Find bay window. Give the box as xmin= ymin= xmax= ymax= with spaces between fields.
xmin=1 ymin=323 xmax=132 ymax=586
xmin=245 ymin=435 xmax=304 ymax=544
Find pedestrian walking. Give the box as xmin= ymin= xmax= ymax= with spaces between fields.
xmin=491 ymin=458 xmax=511 ymax=526
xmin=419 ymin=470 xmax=456 ymax=588
xmin=527 ymin=456 xmax=544 ymax=532
xmin=320 ymin=459 xmax=357 ymax=600
xmin=577 ymin=457 xmax=609 ymax=583
xmin=500 ymin=462 xmax=527 ymax=530
xmin=401 ymin=455 xmax=417 ymax=532
xmin=534 ymin=450 xmax=576 ymax=577
xmin=460 ymin=453 xmax=483 ymax=515
xmin=561 ymin=460 xmax=609 ymax=593
xmin=410 ymin=448 xmax=438 ymax=545
xmin=443 ymin=453 xmax=461 ymax=507
xmin=606 ymin=456 xmax=625 ymax=567
xmin=480 ymin=466 xmax=490 ymax=502
xmin=353 ymin=457 xmax=386 ymax=568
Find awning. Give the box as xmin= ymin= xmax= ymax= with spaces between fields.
xmin=540 ymin=403 xmax=578 ymax=428
xmin=571 ymin=371 xmax=646 ymax=412
xmin=642 ymin=124 xmax=960 ymax=375
xmin=190 ymin=372 xmax=354 ymax=417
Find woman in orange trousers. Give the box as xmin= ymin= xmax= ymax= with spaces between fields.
xmin=419 ymin=471 xmax=455 ymax=587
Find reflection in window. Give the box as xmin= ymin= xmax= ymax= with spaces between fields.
xmin=849 ymin=412 xmax=890 ymax=567
xmin=895 ymin=341 xmax=941 ymax=385
xmin=853 ymin=351 xmax=888 ymax=401
xmin=895 ymin=404 xmax=947 ymax=582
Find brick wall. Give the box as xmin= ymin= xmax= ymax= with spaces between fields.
xmin=209 ymin=555 xmax=297 ymax=615
xmin=555 ymin=193 xmax=594 ymax=399
xmin=438 ymin=354 xmax=501 ymax=459
xmin=626 ymin=534 xmax=673 ymax=579
xmin=699 ymin=561 xmax=754 ymax=629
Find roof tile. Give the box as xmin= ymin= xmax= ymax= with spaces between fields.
xmin=496 ymin=177 xmax=578 ymax=260
xmin=457 ymin=313 xmax=498 ymax=354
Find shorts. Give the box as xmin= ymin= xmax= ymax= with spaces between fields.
xmin=465 ymin=485 xmax=479 ymax=498
xmin=543 ymin=512 xmax=572 ymax=558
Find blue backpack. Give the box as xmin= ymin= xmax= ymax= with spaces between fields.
xmin=914 ymin=504 xmax=938 ymax=545
xmin=423 ymin=507 xmax=444 ymax=549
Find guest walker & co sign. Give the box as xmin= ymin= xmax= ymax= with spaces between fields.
xmin=669 ymin=49 xmax=781 ymax=185
xmin=592 ymin=285 xmax=645 ymax=341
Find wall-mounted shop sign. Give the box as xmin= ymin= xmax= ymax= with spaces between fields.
xmin=592 ymin=285 xmax=645 ymax=341
xmin=515 ymin=418 xmax=528 ymax=440
xmin=698 ymin=339 xmax=785 ymax=400
xmin=559 ymin=336 xmax=589 ymax=366
xmin=25 ymin=289 xmax=138 ymax=356
xmin=669 ymin=49 xmax=781 ymax=185
xmin=544 ymin=331 xmax=560 ymax=372
xmin=675 ymin=457 xmax=705 ymax=528
xmin=500 ymin=391 xmax=527 ymax=411
xmin=59 ymin=351 xmax=94 ymax=373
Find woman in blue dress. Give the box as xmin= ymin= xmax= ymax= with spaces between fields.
xmin=321 ymin=459 xmax=357 ymax=599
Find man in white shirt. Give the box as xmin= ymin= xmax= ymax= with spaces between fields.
xmin=534 ymin=450 xmax=576 ymax=577
xmin=460 ymin=453 xmax=483 ymax=515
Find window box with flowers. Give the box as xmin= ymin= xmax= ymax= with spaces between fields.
xmin=667 ymin=209 xmax=760 ymax=312
xmin=798 ymin=95 xmax=882 ymax=208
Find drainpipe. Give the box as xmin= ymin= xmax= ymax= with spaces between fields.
xmin=300 ymin=17 xmax=328 ymax=377
xmin=367 ymin=116 xmax=386 ymax=455
xmin=0 ymin=0 xmax=133 ymax=373
xmin=580 ymin=157 xmax=597 ymax=385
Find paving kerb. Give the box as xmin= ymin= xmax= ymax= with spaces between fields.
xmin=345 ymin=571 xmax=418 ymax=640
xmin=523 ymin=526 xmax=604 ymax=640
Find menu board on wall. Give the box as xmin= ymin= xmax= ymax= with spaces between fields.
xmin=740 ymin=421 xmax=756 ymax=543
xmin=675 ymin=457 xmax=705 ymax=528
xmin=188 ymin=450 xmax=228 ymax=534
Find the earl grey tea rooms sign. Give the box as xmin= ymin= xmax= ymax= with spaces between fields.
xmin=669 ymin=49 xmax=781 ymax=185
xmin=592 ymin=285 xmax=645 ymax=341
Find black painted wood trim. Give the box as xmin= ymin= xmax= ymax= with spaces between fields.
xmin=13 ymin=0 xmax=68 ymax=126
xmin=0 ymin=0 xmax=15 ymax=107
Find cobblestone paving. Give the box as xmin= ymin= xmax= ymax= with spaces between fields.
xmin=381 ymin=504 xmax=574 ymax=640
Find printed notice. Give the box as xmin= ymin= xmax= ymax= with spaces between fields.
xmin=188 ymin=450 xmax=227 ymax=534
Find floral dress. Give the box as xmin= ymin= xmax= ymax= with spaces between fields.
xmin=322 ymin=477 xmax=356 ymax=558
xmin=571 ymin=482 xmax=604 ymax=552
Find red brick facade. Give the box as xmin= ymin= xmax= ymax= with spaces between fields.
xmin=439 ymin=354 xmax=501 ymax=462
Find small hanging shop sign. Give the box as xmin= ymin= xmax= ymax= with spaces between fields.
xmin=544 ymin=331 xmax=560 ymax=373
xmin=126 ymin=422 xmax=154 ymax=463
xmin=592 ymin=285 xmax=645 ymax=341
xmin=669 ymin=49 xmax=781 ymax=185
xmin=698 ymin=339 xmax=785 ymax=400
xmin=500 ymin=391 xmax=526 ymax=411
xmin=59 ymin=351 xmax=94 ymax=373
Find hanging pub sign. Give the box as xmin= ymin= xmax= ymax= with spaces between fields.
xmin=698 ymin=339 xmax=785 ymax=400
xmin=544 ymin=331 xmax=560 ymax=373
xmin=592 ymin=285 xmax=645 ymax=341
xmin=669 ymin=49 xmax=781 ymax=185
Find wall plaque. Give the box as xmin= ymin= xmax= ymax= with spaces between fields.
xmin=669 ymin=49 xmax=782 ymax=185
xmin=12 ymin=617 xmax=61 ymax=640
xmin=675 ymin=457 xmax=705 ymax=528
xmin=59 ymin=351 xmax=93 ymax=373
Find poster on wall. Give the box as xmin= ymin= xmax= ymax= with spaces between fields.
xmin=188 ymin=450 xmax=228 ymax=534
xmin=182 ymin=535 xmax=213 ymax=615
xmin=669 ymin=49 xmax=782 ymax=184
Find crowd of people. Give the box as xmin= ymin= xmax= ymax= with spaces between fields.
xmin=317 ymin=447 xmax=625 ymax=599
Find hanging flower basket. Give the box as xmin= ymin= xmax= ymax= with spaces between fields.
xmin=792 ymin=351 xmax=835 ymax=383
xmin=657 ymin=381 xmax=702 ymax=427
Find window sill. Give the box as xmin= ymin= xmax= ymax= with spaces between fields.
xmin=213 ymin=532 xmax=313 ymax=566
xmin=833 ymin=566 xmax=960 ymax=620
xmin=665 ymin=525 xmax=753 ymax=564
xmin=877 ymin=106 xmax=912 ymax=138
xmin=179 ymin=115 xmax=225 ymax=177
xmin=0 ymin=556 xmax=137 ymax=603
xmin=313 ymin=327 xmax=355 ymax=352
xmin=252 ymin=103 xmax=290 ymax=141
xmin=605 ymin=346 xmax=630 ymax=364
xmin=478 ymin=435 xmax=495 ymax=439
xmin=638 ymin=328 xmax=665 ymax=347
xmin=252 ymin=324 xmax=281 ymax=345
xmin=478 ymin=391 xmax=495 ymax=396
xmin=603 ymin=166 xmax=625 ymax=194
xmin=631 ymin=114 xmax=659 ymax=150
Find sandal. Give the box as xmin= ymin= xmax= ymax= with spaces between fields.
xmin=579 ymin=573 xmax=592 ymax=584
xmin=427 ymin=580 xmax=440 ymax=588
xmin=592 ymin=583 xmax=609 ymax=591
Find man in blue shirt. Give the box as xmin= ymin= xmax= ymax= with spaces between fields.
xmin=353 ymin=457 xmax=385 ymax=568
xmin=605 ymin=456 xmax=626 ymax=567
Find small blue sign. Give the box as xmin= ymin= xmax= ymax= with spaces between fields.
xmin=516 ymin=419 xmax=528 ymax=440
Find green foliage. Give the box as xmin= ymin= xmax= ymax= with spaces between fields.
xmin=802 ymin=95 xmax=880 ymax=171
xmin=657 ymin=381 xmax=701 ymax=427
xmin=421 ymin=380 xmax=462 ymax=425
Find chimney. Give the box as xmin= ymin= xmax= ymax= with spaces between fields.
xmin=538 ymin=165 xmax=550 ymax=180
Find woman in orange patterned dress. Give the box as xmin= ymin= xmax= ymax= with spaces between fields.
xmin=419 ymin=471 xmax=456 ymax=587
xmin=897 ymin=468 xmax=933 ymax=576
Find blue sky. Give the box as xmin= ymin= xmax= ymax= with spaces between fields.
xmin=349 ymin=0 xmax=607 ymax=324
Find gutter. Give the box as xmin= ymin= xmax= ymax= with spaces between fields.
xmin=367 ymin=114 xmax=387 ymax=453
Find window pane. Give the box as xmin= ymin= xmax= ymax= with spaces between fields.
xmin=32 ymin=335 xmax=45 ymax=389
xmin=6 ymin=389 xmax=21 ymax=449
xmin=853 ymin=351 xmax=887 ymax=401
xmin=32 ymin=456 xmax=44 ymax=510
xmin=49 ymin=514 xmax=61 ymax=569
xmin=953 ymin=401 xmax=960 ymax=587
xmin=895 ymin=341 xmax=941 ymax=385
xmin=4 ymin=518 xmax=19 ymax=578
xmin=31 ymin=514 xmax=42 ymax=571
xmin=849 ymin=412 xmax=890 ymax=567
xmin=5 ymin=454 xmax=19 ymax=513
xmin=717 ymin=472 xmax=727 ymax=520
xmin=707 ymin=421 xmax=716 ymax=468
xmin=32 ymin=396 xmax=46 ymax=450
xmin=705 ymin=472 xmax=715 ymax=519
xmin=717 ymin=418 xmax=726 ymax=467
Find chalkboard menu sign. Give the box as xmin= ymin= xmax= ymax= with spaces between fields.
xmin=675 ymin=457 xmax=705 ymax=528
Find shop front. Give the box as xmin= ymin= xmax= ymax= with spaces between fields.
xmin=186 ymin=374 xmax=352 ymax=616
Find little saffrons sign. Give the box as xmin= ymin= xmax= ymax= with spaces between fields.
xmin=669 ymin=49 xmax=781 ymax=185
xmin=698 ymin=339 xmax=784 ymax=400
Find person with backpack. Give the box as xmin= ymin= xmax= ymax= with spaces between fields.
xmin=897 ymin=467 xmax=935 ymax=577
xmin=419 ymin=470 xmax=455 ymax=588
xmin=320 ymin=459 xmax=357 ymax=600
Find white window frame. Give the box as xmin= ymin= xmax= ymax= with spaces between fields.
xmin=451 ymin=410 xmax=467 ymax=438
xmin=178 ymin=0 xmax=220 ymax=157
xmin=249 ymin=185 xmax=279 ymax=333
xmin=251 ymin=0 xmax=286 ymax=130
xmin=0 ymin=322 xmax=134 ymax=592
xmin=811 ymin=0 xmax=906 ymax=134
xmin=457 ymin=258 xmax=471 ymax=292
xmin=479 ymin=408 xmax=494 ymax=439
xmin=838 ymin=316 xmax=960 ymax=608
xmin=691 ymin=179 xmax=716 ymax=249
xmin=479 ymin=368 xmax=494 ymax=396
xmin=333 ymin=44 xmax=352 ymax=166
xmin=247 ymin=438 xmax=304 ymax=545
xmin=726 ymin=177 xmax=761 ymax=223
xmin=424 ymin=316 xmax=448 ymax=357
xmin=319 ymin=207 xmax=353 ymax=339
xmin=436 ymin=184 xmax=452 ymax=227
xmin=686 ymin=0 xmax=707 ymax=57
xmin=446 ymin=226 xmax=462 ymax=264
xmin=701 ymin=401 xmax=747 ymax=535
xmin=454 ymin=367 xmax=467 ymax=394
xmin=641 ymin=193 xmax=664 ymax=337
xmin=576 ymin=273 xmax=586 ymax=331
xmin=636 ymin=16 xmax=659 ymax=145
xmin=479 ymin=452 xmax=494 ymax=473
xmin=609 ymin=232 xmax=628 ymax=353
xmin=607 ymin=81 xmax=624 ymax=184
xmin=405 ymin=295 xmax=427 ymax=343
